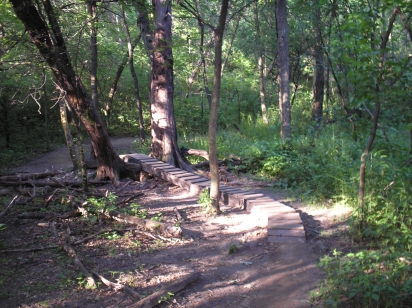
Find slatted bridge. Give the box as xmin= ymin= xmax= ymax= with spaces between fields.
xmin=120 ymin=153 xmax=305 ymax=243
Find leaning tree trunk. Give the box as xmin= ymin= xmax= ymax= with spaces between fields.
xmin=275 ymin=0 xmax=291 ymax=140
xmin=10 ymin=0 xmax=135 ymax=183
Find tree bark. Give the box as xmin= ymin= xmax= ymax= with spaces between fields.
xmin=149 ymin=0 xmax=193 ymax=172
xmin=275 ymin=0 xmax=291 ymax=140
xmin=10 ymin=0 xmax=130 ymax=184
xmin=209 ymin=0 xmax=230 ymax=214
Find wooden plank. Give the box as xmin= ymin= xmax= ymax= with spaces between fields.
xmin=143 ymin=161 xmax=168 ymax=166
xmin=254 ymin=205 xmax=296 ymax=215
xmin=167 ymin=170 xmax=190 ymax=175
xmin=172 ymin=172 xmax=196 ymax=177
xmin=267 ymin=229 xmax=305 ymax=237
xmin=177 ymin=175 xmax=203 ymax=181
xmin=267 ymin=235 xmax=305 ymax=243
xmin=267 ymin=221 xmax=304 ymax=230
xmin=268 ymin=213 xmax=301 ymax=221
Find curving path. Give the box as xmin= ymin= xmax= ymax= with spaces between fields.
xmin=121 ymin=153 xmax=306 ymax=243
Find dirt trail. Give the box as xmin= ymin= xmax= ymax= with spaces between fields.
xmin=12 ymin=138 xmax=136 ymax=173
xmin=2 ymin=138 xmax=327 ymax=307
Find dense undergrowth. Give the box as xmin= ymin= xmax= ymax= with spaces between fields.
xmin=180 ymin=120 xmax=412 ymax=308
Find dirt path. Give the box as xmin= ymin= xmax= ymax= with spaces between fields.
xmin=0 ymin=138 xmax=335 ymax=308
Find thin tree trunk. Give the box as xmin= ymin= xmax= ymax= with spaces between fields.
xmin=312 ymin=0 xmax=324 ymax=127
xmin=59 ymin=98 xmax=79 ymax=170
xmin=358 ymin=7 xmax=399 ymax=223
xmin=199 ymin=22 xmax=213 ymax=109
xmin=42 ymin=71 xmax=51 ymax=151
xmin=121 ymin=5 xmax=145 ymax=142
xmin=275 ymin=0 xmax=291 ymax=140
xmin=87 ymin=0 xmax=98 ymax=161
xmin=221 ymin=17 xmax=239 ymax=77
xmin=209 ymin=0 xmax=229 ymax=214
xmin=254 ymin=2 xmax=268 ymax=125
xmin=106 ymin=36 xmax=140 ymax=131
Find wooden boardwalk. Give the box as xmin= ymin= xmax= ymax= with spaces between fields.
xmin=121 ymin=154 xmax=305 ymax=243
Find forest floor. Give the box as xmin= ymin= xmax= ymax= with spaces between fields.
xmin=0 ymin=138 xmax=353 ymax=308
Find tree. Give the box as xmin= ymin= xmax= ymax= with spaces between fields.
xmin=312 ymin=0 xmax=324 ymax=127
xmin=9 ymin=0 xmax=138 ymax=183
xmin=275 ymin=0 xmax=291 ymax=140
xmin=149 ymin=0 xmax=192 ymax=171
xmin=208 ymin=0 xmax=229 ymax=214
xmin=254 ymin=1 xmax=269 ymax=125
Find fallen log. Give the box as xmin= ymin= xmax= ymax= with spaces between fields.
xmin=92 ymin=270 xmax=141 ymax=300
xmin=0 ymin=170 xmax=62 ymax=182
xmin=0 ymin=245 xmax=58 ymax=254
xmin=130 ymin=272 xmax=201 ymax=308
xmin=180 ymin=147 xmax=210 ymax=161
xmin=109 ymin=211 xmax=182 ymax=238
xmin=0 ymin=180 xmax=109 ymax=188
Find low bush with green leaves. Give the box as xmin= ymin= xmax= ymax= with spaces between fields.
xmin=313 ymin=249 xmax=412 ymax=307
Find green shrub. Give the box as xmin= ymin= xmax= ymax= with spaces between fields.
xmin=314 ymin=249 xmax=412 ymax=307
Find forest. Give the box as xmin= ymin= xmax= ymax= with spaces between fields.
xmin=1 ymin=0 xmax=412 ymax=307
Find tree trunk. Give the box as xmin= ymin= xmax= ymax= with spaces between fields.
xmin=42 ymin=71 xmax=51 ymax=151
xmin=132 ymin=0 xmax=153 ymax=64
xmin=209 ymin=0 xmax=229 ymax=214
xmin=87 ymin=0 xmax=98 ymax=161
xmin=10 ymin=0 xmax=129 ymax=184
xmin=59 ymin=98 xmax=79 ymax=170
xmin=312 ymin=0 xmax=324 ymax=127
xmin=254 ymin=2 xmax=268 ymax=125
xmin=275 ymin=0 xmax=291 ymax=140
xmin=121 ymin=5 xmax=145 ymax=142
xmin=149 ymin=0 xmax=193 ymax=172
xmin=106 ymin=37 xmax=140 ymax=131
xmin=358 ymin=7 xmax=399 ymax=223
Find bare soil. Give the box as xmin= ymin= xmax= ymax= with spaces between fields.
xmin=0 ymin=138 xmax=352 ymax=308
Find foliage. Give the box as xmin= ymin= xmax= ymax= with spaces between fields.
xmin=85 ymin=192 xmax=117 ymax=222
xmin=313 ymin=249 xmax=412 ymax=307
xmin=128 ymin=203 xmax=148 ymax=219
xmin=198 ymin=188 xmax=211 ymax=209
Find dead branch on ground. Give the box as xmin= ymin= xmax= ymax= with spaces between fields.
xmin=91 ymin=270 xmax=141 ymax=300
xmin=0 ymin=245 xmax=58 ymax=254
xmin=0 ymin=170 xmax=62 ymax=182
xmin=110 ymin=211 xmax=182 ymax=238
xmin=130 ymin=272 xmax=201 ymax=308
xmin=118 ymin=192 xmax=144 ymax=205
xmin=51 ymin=222 xmax=96 ymax=289
xmin=0 ymin=179 xmax=108 ymax=188
xmin=0 ymin=195 xmax=19 ymax=218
